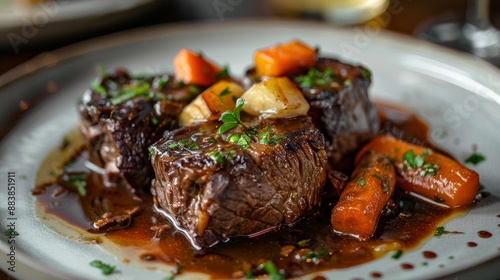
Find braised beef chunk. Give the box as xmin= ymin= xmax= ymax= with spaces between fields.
xmin=78 ymin=68 xmax=200 ymax=189
xmin=295 ymin=57 xmax=379 ymax=171
xmin=244 ymin=58 xmax=379 ymax=172
xmin=150 ymin=116 xmax=328 ymax=248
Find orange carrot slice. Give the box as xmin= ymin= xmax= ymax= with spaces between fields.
xmin=173 ymin=49 xmax=221 ymax=86
xmin=254 ymin=40 xmax=316 ymax=77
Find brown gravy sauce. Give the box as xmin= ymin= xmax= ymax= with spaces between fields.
xmin=33 ymin=102 xmax=471 ymax=278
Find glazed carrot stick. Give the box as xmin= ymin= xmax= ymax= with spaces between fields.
xmin=356 ymin=135 xmax=480 ymax=208
xmin=331 ymin=151 xmax=396 ymax=240
xmin=254 ymin=40 xmax=316 ymax=77
xmin=173 ymin=49 xmax=221 ymax=86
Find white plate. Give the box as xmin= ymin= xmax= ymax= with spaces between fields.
xmin=0 ymin=20 xmax=499 ymax=280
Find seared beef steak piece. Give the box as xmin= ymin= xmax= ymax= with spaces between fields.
xmin=79 ymin=69 xmax=199 ymax=189
xmin=150 ymin=117 xmax=328 ymax=248
xmin=244 ymin=57 xmax=379 ymax=172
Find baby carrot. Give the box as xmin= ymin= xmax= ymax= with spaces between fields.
xmin=356 ymin=135 xmax=480 ymax=208
xmin=331 ymin=151 xmax=396 ymax=240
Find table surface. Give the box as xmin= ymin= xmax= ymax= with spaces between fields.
xmin=1 ymin=0 xmax=499 ymax=279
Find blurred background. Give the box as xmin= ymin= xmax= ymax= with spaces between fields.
xmin=0 ymin=0 xmax=499 ymax=278
xmin=1 ymin=0 xmax=500 ymax=78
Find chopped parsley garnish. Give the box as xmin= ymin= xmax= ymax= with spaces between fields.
xmin=357 ymin=177 xmax=366 ymax=186
xmin=3 ymin=229 xmax=19 ymax=237
xmin=257 ymin=261 xmax=283 ymax=280
xmin=434 ymin=226 xmax=445 ymax=237
xmin=164 ymin=263 xmax=183 ymax=280
xmin=206 ymin=150 xmax=235 ymax=165
xmin=361 ymin=67 xmax=371 ymax=79
xmin=189 ymin=85 xmax=201 ymax=95
xmin=402 ymin=149 xmax=439 ymax=177
xmin=90 ymin=260 xmax=115 ymax=275
xmin=227 ymin=133 xmax=251 ymax=149
xmin=343 ymin=79 xmax=352 ymax=86
xmin=301 ymin=249 xmax=328 ymax=263
xmin=91 ymin=81 xmax=107 ymax=96
xmin=297 ymin=239 xmax=312 ymax=247
xmin=151 ymin=117 xmax=159 ymax=126
xmin=218 ymin=98 xmax=245 ymax=134
xmin=295 ymin=67 xmax=334 ymax=88
xmin=61 ymin=173 xmax=87 ymax=196
xmin=391 ymin=250 xmax=403 ymax=259
xmin=167 ymin=139 xmax=199 ymax=151
xmin=258 ymin=126 xmax=286 ymax=146
xmin=153 ymin=75 xmax=169 ymax=89
xmin=110 ymin=82 xmax=151 ymax=105
xmin=148 ymin=147 xmax=154 ymax=160
xmin=216 ymin=66 xmax=230 ymax=80
xmin=465 ymin=153 xmax=485 ymax=165
xmin=212 ymin=86 xmax=231 ymax=106
xmin=246 ymin=270 xmax=255 ymax=279
xmin=372 ymin=174 xmax=382 ymax=181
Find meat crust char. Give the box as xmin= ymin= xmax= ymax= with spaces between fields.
xmin=150 ymin=117 xmax=328 ymax=248
xmin=303 ymin=58 xmax=379 ymax=171
xmin=78 ymin=69 xmax=197 ymax=189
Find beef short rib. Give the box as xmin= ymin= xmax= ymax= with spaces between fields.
xmin=78 ymin=68 xmax=199 ymax=189
xmin=150 ymin=116 xmax=328 ymax=248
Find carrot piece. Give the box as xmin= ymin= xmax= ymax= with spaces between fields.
xmin=254 ymin=40 xmax=316 ymax=77
xmin=331 ymin=151 xmax=396 ymax=240
xmin=356 ymin=135 xmax=480 ymax=208
xmin=173 ymin=49 xmax=221 ymax=86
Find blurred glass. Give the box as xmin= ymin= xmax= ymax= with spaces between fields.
xmin=269 ymin=0 xmax=390 ymax=25
xmin=415 ymin=0 xmax=500 ymax=66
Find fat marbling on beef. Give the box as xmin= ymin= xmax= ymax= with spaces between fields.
xmin=150 ymin=116 xmax=328 ymax=248
xmin=78 ymin=68 xmax=200 ymax=189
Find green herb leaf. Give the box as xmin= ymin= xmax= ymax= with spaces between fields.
xmin=465 ymin=153 xmax=486 ymax=165
xmin=148 ymin=147 xmax=154 ymax=160
xmin=297 ymin=239 xmax=311 ymax=247
xmin=171 ymin=139 xmax=199 ymax=150
xmin=90 ymin=260 xmax=116 ymax=275
xmin=237 ymin=134 xmax=251 ymax=149
xmin=391 ymin=250 xmax=403 ymax=259
xmin=91 ymin=81 xmax=107 ymax=96
xmin=344 ymin=79 xmax=352 ymax=86
xmin=4 ymin=229 xmax=19 ymax=237
xmin=216 ymin=66 xmax=230 ymax=80
xmin=434 ymin=226 xmax=445 ymax=237
xmin=151 ymin=117 xmax=159 ymax=126
xmin=402 ymin=150 xmax=417 ymax=168
xmin=218 ymin=98 xmax=245 ymax=135
xmin=61 ymin=174 xmax=87 ymax=196
xmin=189 ymin=85 xmax=201 ymax=95
xmin=357 ymin=177 xmax=366 ymax=186
xmin=245 ymin=269 xmax=255 ymax=279
xmin=206 ymin=150 xmax=235 ymax=165
xmin=220 ymin=111 xmax=238 ymax=123
xmin=295 ymin=67 xmax=335 ymax=88
xmin=372 ymin=174 xmax=382 ymax=181
xmin=257 ymin=261 xmax=283 ymax=280
xmin=361 ymin=67 xmax=371 ymax=79
xmin=218 ymin=122 xmax=238 ymax=135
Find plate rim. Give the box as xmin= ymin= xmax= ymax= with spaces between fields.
xmin=0 ymin=18 xmax=499 ymax=280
